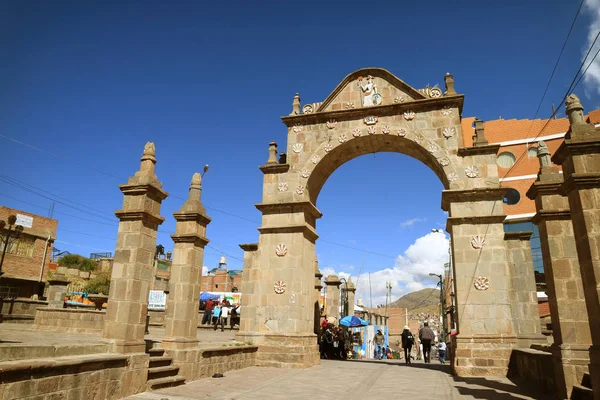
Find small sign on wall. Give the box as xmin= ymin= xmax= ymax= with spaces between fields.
xmin=16 ymin=214 xmax=33 ymax=228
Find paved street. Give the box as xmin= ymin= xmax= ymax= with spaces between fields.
xmin=124 ymin=359 xmax=548 ymax=400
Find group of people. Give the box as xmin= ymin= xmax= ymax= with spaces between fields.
xmin=200 ymin=298 xmax=240 ymax=332
xmin=318 ymin=319 xmax=351 ymax=360
xmin=401 ymin=322 xmax=447 ymax=364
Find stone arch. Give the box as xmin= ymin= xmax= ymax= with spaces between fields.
xmin=237 ymin=68 xmax=544 ymax=376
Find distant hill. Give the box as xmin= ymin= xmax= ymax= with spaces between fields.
xmin=390 ymin=288 xmax=440 ymax=312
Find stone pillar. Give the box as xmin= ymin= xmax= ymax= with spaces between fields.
xmin=239 ymin=243 xmax=258 ymax=333
xmin=163 ymin=173 xmax=210 ymax=349
xmin=504 ymin=231 xmax=545 ymax=347
xmin=325 ymin=275 xmax=341 ymax=322
xmin=552 ymin=94 xmax=600 ymax=395
xmin=527 ymin=158 xmax=591 ymax=399
xmin=46 ymin=273 xmax=69 ymax=308
xmin=314 ymin=261 xmax=323 ymax=334
xmin=103 ymin=142 xmax=168 ymax=353
xmin=345 ymin=278 xmax=356 ymax=316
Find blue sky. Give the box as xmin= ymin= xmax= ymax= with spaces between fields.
xmin=2 ymin=1 xmax=599 ymax=305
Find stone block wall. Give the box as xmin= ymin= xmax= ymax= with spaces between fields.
xmin=507 ymin=348 xmax=556 ymax=396
xmin=165 ymin=345 xmax=257 ymax=381
xmin=33 ymin=308 xmax=105 ymax=333
xmin=1 ymin=299 xmax=48 ymax=323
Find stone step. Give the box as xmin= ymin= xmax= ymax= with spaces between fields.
xmin=571 ymin=384 xmax=593 ymax=400
xmin=581 ymin=372 xmax=591 ymax=389
xmin=146 ymin=348 xmax=165 ymax=357
xmin=148 ymin=356 xmax=173 ymax=368
xmin=147 ymin=365 xmax=180 ymax=380
xmin=147 ymin=375 xmax=186 ymax=390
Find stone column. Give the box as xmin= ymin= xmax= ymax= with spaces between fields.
xmin=552 ymin=94 xmax=600 ymax=394
xmin=527 ymin=156 xmax=591 ymax=399
xmin=345 ymin=278 xmax=356 ymax=316
xmin=325 ymin=275 xmax=341 ymax=322
xmin=239 ymin=243 xmax=258 ymax=333
xmin=103 ymin=142 xmax=168 ymax=354
xmin=504 ymin=231 xmax=545 ymax=347
xmin=163 ymin=173 xmax=210 ymax=349
xmin=46 ymin=273 xmax=69 ymax=308
xmin=314 ymin=261 xmax=323 ymax=334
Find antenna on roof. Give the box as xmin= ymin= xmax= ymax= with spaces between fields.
xmin=551 ymin=104 xmax=556 ymax=119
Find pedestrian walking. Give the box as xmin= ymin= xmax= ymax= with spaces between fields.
xmin=419 ymin=321 xmax=435 ymax=363
xmin=374 ymin=329 xmax=385 ymax=360
xmin=219 ymin=303 xmax=229 ymax=332
xmin=438 ymin=340 xmax=446 ymax=364
xmin=401 ymin=325 xmax=415 ymax=364
xmin=212 ymin=304 xmax=222 ymax=331
xmin=202 ymin=298 xmax=214 ymax=325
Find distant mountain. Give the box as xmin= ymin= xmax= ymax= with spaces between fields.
xmin=390 ymin=288 xmax=440 ymax=312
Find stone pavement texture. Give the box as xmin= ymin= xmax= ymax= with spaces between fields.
xmin=123 ymin=359 xmax=549 ymax=400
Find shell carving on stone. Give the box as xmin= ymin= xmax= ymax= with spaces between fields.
xmin=301 ymin=170 xmax=310 ymax=178
xmin=274 ymin=280 xmax=287 ymax=294
xmin=443 ymin=127 xmax=455 ymax=139
xmin=344 ymin=102 xmax=355 ymax=109
xmin=326 ymin=119 xmax=337 ymax=129
xmin=398 ymin=128 xmax=407 ymax=137
xmin=439 ymin=157 xmax=450 ymax=166
xmin=413 ymin=134 xmax=423 ymax=144
xmin=278 ymin=182 xmax=288 ymax=192
xmin=441 ymin=106 xmax=452 ymax=116
xmin=367 ymin=126 xmax=376 ymax=135
xmin=292 ymin=143 xmax=304 ymax=153
xmin=293 ymin=124 xmax=303 ymax=133
xmin=429 ymin=88 xmax=442 ymax=98
xmin=311 ymin=155 xmax=320 ymax=164
xmin=427 ymin=144 xmax=438 ymax=154
xmin=296 ymin=185 xmax=305 ymax=195
xmin=338 ymin=134 xmax=347 ymax=143
xmin=448 ymin=172 xmax=458 ymax=182
xmin=471 ymin=235 xmax=486 ymax=249
xmin=352 ymin=128 xmax=361 ymax=137
xmin=275 ymin=244 xmax=288 ymax=257
xmin=465 ymin=165 xmax=480 ymax=178
xmin=382 ymin=126 xmax=391 ymax=134
xmin=404 ymin=111 xmax=416 ymax=121
xmin=302 ymin=104 xmax=314 ymax=114
xmin=324 ymin=143 xmax=333 ymax=152
xmin=363 ymin=116 xmax=378 ymax=125
xmin=473 ymin=276 xmax=490 ymax=291
xmin=394 ymin=96 xmax=405 ymax=103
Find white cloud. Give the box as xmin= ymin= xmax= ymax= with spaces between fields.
xmin=202 ymin=266 xmax=209 ymax=276
xmin=320 ymin=232 xmax=449 ymax=308
xmin=399 ymin=217 xmax=426 ymax=227
xmin=582 ymin=0 xmax=600 ymax=95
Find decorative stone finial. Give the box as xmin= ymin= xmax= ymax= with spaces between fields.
xmin=290 ymin=93 xmax=301 ymax=116
xmin=279 ymin=152 xmax=287 ymax=164
xmin=266 ymin=141 xmax=278 ymax=165
xmin=537 ymin=141 xmax=551 ymax=168
xmin=139 ymin=141 xmax=157 ymax=175
xmin=472 ymin=118 xmax=489 ymax=146
xmin=565 ymin=94 xmax=585 ymax=126
xmin=188 ymin=172 xmax=202 ymax=201
xmin=444 ymin=73 xmax=456 ymax=96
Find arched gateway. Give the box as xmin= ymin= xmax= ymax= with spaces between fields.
xmin=236 ymin=68 xmax=543 ymax=376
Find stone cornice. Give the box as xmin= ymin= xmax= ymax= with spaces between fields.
xmin=560 ymin=172 xmax=600 ymax=194
xmin=119 ymin=183 xmax=169 ymax=201
xmin=457 ymin=144 xmax=501 ymax=157
xmin=531 ymin=209 xmax=571 ymax=224
xmin=525 ymin=180 xmax=563 ymax=200
xmin=239 ymin=243 xmax=258 ymax=252
xmin=114 ymin=210 xmax=165 ymax=226
xmin=281 ymin=95 xmax=464 ymax=127
xmin=257 ymin=224 xmax=319 ymax=242
xmin=255 ymin=201 xmax=322 ymax=219
xmin=441 ymin=188 xmax=506 ymax=211
xmin=170 ymin=233 xmax=209 ymax=247
xmin=552 ymin=136 xmax=600 ymax=165
xmin=173 ymin=211 xmax=211 ymax=226
xmin=504 ymin=231 xmax=533 ymax=241
xmin=259 ymin=164 xmax=290 ymax=174
xmin=446 ymin=215 xmax=506 ymax=229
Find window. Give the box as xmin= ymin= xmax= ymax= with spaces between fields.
xmin=497 ymin=152 xmax=516 ymax=168
xmin=0 ymin=285 xmax=19 ymax=299
xmin=503 ymin=188 xmax=521 ymax=205
xmin=5 ymin=236 xmax=35 ymax=257
xmin=527 ymin=146 xmax=538 ymax=158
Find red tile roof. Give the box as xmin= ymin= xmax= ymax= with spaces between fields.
xmin=538 ymin=301 xmax=550 ymax=318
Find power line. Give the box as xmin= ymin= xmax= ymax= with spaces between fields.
xmin=407 ymin=284 xmax=440 ymax=312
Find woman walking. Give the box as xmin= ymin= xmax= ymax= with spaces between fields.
xmin=401 ymin=325 xmax=415 ymax=364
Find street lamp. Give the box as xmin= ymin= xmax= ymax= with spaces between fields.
xmin=429 ymin=272 xmax=446 ymax=342
xmin=201 ymin=164 xmax=210 ymax=179
xmin=0 ymin=215 xmax=24 ymax=277
xmin=385 ymin=281 xmax=392 ymax=318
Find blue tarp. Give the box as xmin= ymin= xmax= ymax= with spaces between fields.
xmin=200 ymin=292 xmax=220 ymax=301
xmin=339 ymin=315 xmax=369 ymax=327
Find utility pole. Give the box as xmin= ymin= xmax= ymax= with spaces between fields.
xmin=0 ymin=215 xmax=24 ymax=276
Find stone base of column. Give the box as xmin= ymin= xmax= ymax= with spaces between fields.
xmin=161 ymin=337 xmax=199 ymax=350
xmin=453 ymin=334 xmax=517 ymax=376
xmin=551 ymin=344 xmax=590 ymax=398
xmin=235 ymin=332 xmax=319 ymax=368
xmin=515 ymin=333 xmax=548 ymax=348
xmin=105 ymin=339 xmax=147 ymax=354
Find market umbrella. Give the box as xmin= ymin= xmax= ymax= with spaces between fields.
xmin=339 ymin=315 xmax=369 ymax=327
xmin=200 ymin=292 xmax=220 ymax=301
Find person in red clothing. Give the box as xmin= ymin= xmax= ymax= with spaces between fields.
xmin=202 ymin=298 xmax=214 ymax=325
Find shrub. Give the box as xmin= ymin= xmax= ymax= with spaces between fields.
xmin=58 ymin=254 xmax=97 ymax=272
xmin=84 ymin=272 xmax=111 ymax=295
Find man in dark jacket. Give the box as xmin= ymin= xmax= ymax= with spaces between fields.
xmin=419 ymin=321 xmax=435 ymax=363
xmin=401 ymin=325 xmax=415 ymax=364
xmin=202 ymin=298 xmax=214 ymax=325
